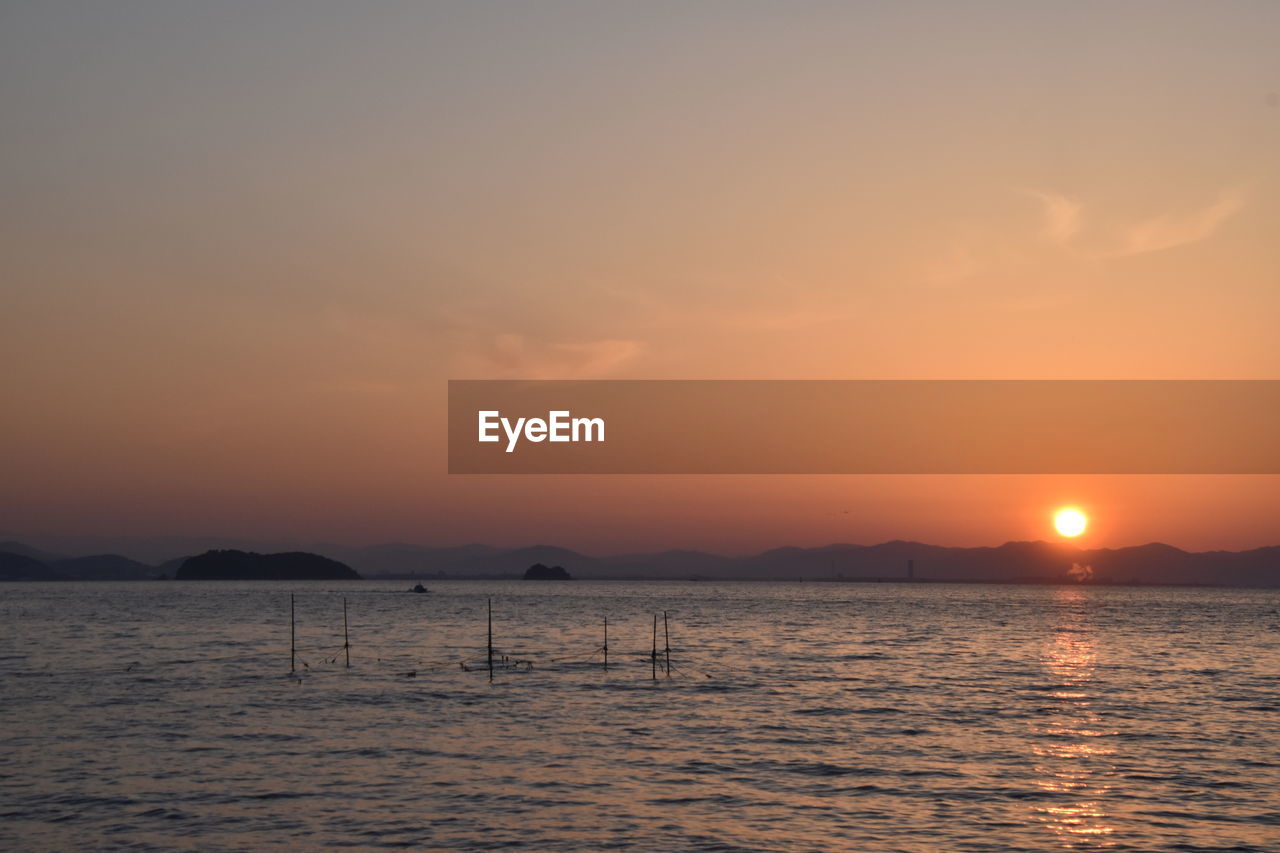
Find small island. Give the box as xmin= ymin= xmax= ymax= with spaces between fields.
xmin=175 ymin=549 xmax=361 ymax=580
xmin=523 ymin=563 xmax=572 ymax=580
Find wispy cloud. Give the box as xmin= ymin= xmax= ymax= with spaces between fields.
xmin=920 ymin=185 xmax=1247 ymax=285
xmin=1027 ymin=191 xmax=1082 ymax=246
xmin=1110 ymin=189 xmax=1245 ymax=257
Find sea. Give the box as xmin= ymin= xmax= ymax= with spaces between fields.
xmin=2 ymin=580 xmax=1277 ymax=851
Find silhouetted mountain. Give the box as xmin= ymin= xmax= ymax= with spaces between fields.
xmin=2 ymin=535 xmax=297 ymax=566
xmin=154 ymin=555 xmax=188 ymax=578
xmin=326 ymin=543 xmax=595 ymax=578
xmin=477 ymin=546 xmax=591 ymax=575
xmin=175 ymin=550 xmax=360 ymax=581
xmin=0 ymin=551 xmax=61 ymax=581
xmin=0 ymin=541 xmax=66 ymax=563
xmin=51 ymin=554 xmax=157 ymax=581
xmin=318 ymin=542 xmax=503 ymax=577
xmin=524 ymin=563 xmax=572 ymax=580
xmin=327 ymin=540 xmax=1277 ymax=586
xmin=4 ymin=536 xmax=1276 ymax=587
xmin=712 ymin=540 xmax=1278 ymax=585
xmin=595 ymin=549 xmax=735 ymax=580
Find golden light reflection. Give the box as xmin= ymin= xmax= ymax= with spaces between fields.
xmin=1030 ymin=588 xmax=1118 ymax=847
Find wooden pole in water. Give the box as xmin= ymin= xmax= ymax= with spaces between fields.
xmin=664 ymin=611 xmax=672 ymax=676
xmin=343 ymin=596 xmax=350 ymax=668
xmin=290 ymin=594 xmax=295 ymax=674
xmin=487 ymin=598 xmax=494 ymax=682
xmin=603 ymin=616 xmax=609 ymax=672
xmin=651 ymin=613 xmax=657 ymax=681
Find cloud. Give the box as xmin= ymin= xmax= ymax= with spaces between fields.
xmin=1028 ymin=191 xmax=1082 ymax=246
xmin=913 ymin=183 xmax=1247 ymax=298
xmin=1111 ymin=189 xmax=1244 ymax=257
xmin=457 ymin=334 xmax=642 ymax=379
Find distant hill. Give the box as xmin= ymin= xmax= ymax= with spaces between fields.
xmin=316 ymin=543 xmax=597 ymax=579
xmin=316 ymin=542 xmax=503 ymax=577
xmin=313 ymin=539 xmax=1278 ymax=587
xmin=3 ymin=537 xmax=1277 ymax=587
xmin=51 ymin=554 xmax=157 ymax=581
xmin=175 ymin=549 xmax=361 ymax=581
xmin=0 ymin=541 xmax=66 ymax=563
xmin=154 ymin=555 xmax=188 ymax=578
xmin=0 ymin=544 xmax=162 ymax=580
xmin=524 ymin=563 xmax=572 ymax=580
xmin=0 ymin=551 xmax=61 ymax=581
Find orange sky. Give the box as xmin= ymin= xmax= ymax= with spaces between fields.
xmin=2 ymin=2 xmax=1277 ymax=554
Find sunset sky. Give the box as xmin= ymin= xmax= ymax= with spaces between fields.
xmin=2 ymin=1 xmax=1277 ymax=556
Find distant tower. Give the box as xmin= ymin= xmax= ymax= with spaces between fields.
xmin=907 ymin=559 xmax=915 ymax=581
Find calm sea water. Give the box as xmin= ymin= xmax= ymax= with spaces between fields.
xmin=1 ymin=580 xmax=1277 ymax=851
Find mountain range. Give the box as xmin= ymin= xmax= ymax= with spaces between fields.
xmin=1 ymin=538 xmax=1277 ymax=587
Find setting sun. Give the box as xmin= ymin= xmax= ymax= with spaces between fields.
xmin=1054 ymin=508 xmax=1088 ymax=538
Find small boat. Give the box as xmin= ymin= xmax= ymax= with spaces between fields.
xmin=409 ymin=583 xmax=428 ymax=594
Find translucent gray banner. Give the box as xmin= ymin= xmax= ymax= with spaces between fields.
xmin=448 ymin=380 xmax=1280 ymax=474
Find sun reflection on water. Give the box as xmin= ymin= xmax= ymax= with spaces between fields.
xmin=1031 ymin=588 xmax=1118 ymax=847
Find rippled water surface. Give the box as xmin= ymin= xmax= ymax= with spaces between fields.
xmin=2 ymin=581 xmax=1278 ymax=851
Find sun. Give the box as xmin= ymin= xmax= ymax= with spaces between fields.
xmin=1054 ymin=508 xmax=1088 ymax=538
